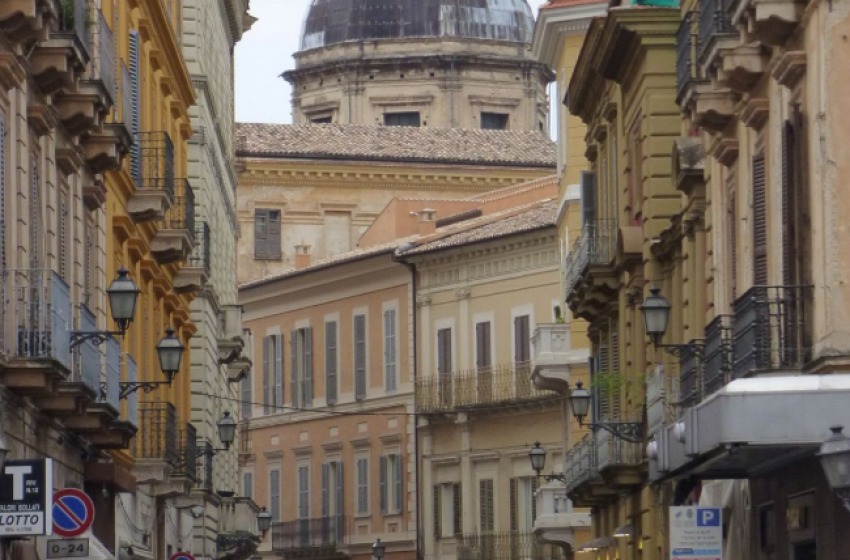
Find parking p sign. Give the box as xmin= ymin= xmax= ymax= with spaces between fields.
xmin=669 ymin=506 xmax=723 ymax=560
xmin=0 ymin=459 xmax=54 ymax=536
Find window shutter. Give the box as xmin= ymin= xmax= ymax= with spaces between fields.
xmin=254 ymin=209 xmax=268 ymax=258
xmin=438 ymin=328 xmax=452 ymax=374
xmin=384 ymin=310 xmax=397 ymax=392
xmin=321 ymin=463 xmax=330 ymax=517
xmin=394 ymin=455 xmax=403 ymax=513
xmin=335 ymin=462 xmax=344 ymax=518
xmin=514 ymin=315 xmax=530 ymax=364
xmin=290 ymin=330 xmax=299 ymax=408
xmin=354 ymin=315 xmax=366 ymax=400
xmin=262 ymin=336 xmax=271 ymax=414
xmin=241 ymin=367 xmax=252 ymax=419
xmin=243 ymin=472 xmax=253 ymax=499
xmin=325 ymin=322 xmax=337 ymax=405
xmin=509 ymin=478 xmax=518 ymax=532
xmin=781 ymin=119 xmax=798 ymax=286
xmin=30 ymin=153 xmax=41 ymax=269
xmin=270 ymin=469 xmax=280 ymax=522
xmin=0 ymin=112 xmax=5 ymax=270
xmin=476 ymin=322 xmax=491 ymax=370
xmin=479 ymin=479 xmax=494 ymax=532
xmin=433 ymin=486 xmax=442 ymax=538
xmin=752 ymin=153 xmax=768 ymax=286
xmin=128 ymin=29 xmax=141 ymax=186
xmin=379 ymin=456 xmax=388 ymax=514
xmin=58 ymin=186 xmax=68 ymax=282
xmin=580 ymin=171 xmax=597 ymax=226
xmin=610 ymin=328 xmax=621 ymax=420
xmin=531 ymin=477 xmax=538 ymax=523
xmin=452 ymin=483 xmax=462 ymax=535
xmin=269 ymin=210 xmax=282 ymax=259
xmin=726 ymin=168 xmax=738 ymax=300
xmin=596 ymin=330 xmax=610 ymax=421
xmin=298 ymin=465 xmax=309 ymax=518
xmin=304 ymin=327 xmax=313 ymax=407
xmin=274 ymin=334 xmax=284 ymax=408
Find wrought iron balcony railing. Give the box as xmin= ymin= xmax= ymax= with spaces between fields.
xmin=676 ymin=12 xmax=707 ymax=104
xmin=195 ymin=440 xmax=214 ymax=492
xmin=563 ymin=432 xmax=598 ymax=495
xmin=415 ymin=362 xmax=559 ymax=413
xmin=702 ymin=314 xmax=733 ymax=398
xmin=71 ymin=304 xmax=102 ymax=395
xmin=88 ymin=10 xmax=116 ymax=104
xmin=124 ymin=355 xmax=139 ymax=427
xmin=732 ymin=285 xmax=811 ymax=380
xmin=102 ymin=338 xmax=121 ymax=412
xmin=271 ymin=516 xmax=347 ymax=552
xmin=595 ymin=417 xmax=644 ymax=473
xmin=174 ymin=423 xmax=198 ymax=482
xmin=678 ymin=339 xmax=703 ymax=409
xmin=133 ymin=402 xmax=178 ymax=466
xmin=564 ymin=220 xmax=617 ymax=299
xmin=457 ymin=531 xmax=566 ymax=560
xmin=56 ymin=0 xmax=91 ymax=60
xmin=133 ymin=131 xmax=175 ymax=195
xmin=160 ymin=179 xmax=196 ymax=243
xmin=188 ymin=221 xmax=211 ymax=276
xmin=1 ymin=269 xmax=72 ymax=369
xmin=697 ymin=0 xmax=735 ymax=63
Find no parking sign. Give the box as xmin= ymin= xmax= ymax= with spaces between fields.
xmin=52 ymin=489 xmax=94 ymax=538
xmin=169 ymin=553 xmax=195 ymax=560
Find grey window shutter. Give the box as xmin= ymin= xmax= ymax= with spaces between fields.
xmin=262 ymin=336 xmax=271 ymax=414
xmin=241 ymin=367 xmax=252 ymax=419
xmin=291 ymin=330 xmax=299 ymax=408
xmin=752 ymin=153 xmax=768 ymax=286
xmin=305 ymin=327 xmax=313 ymax=406
xmin=354 ymin=315 xmax=366 ymax=400
xmin=128 ymin=29 xmax=141 ymax=186
xmin=509 ymin=478 xmax=518 ymax=531
xmin=274 ymin=334 xmax=284 ymax=408
xmin=321 ymin=463 xmax=330 ymax=517
xmin=394 ymin=454 xmax=403 ymax=513
xmin=254 ymin=208 xmax=268 ymax=258
xmin=433 ymin=486 xmax=442 ymax=538
xmin=580 ymin=171 xmax=597 ymax=226
xmin=452 ymin=483 xmax=462 ymax=535
xmin=269 ymin=210 xmax=282 ymax=259
xmin=325 ymin=322 xmax=338 ymax=405
xmin=781 ymin=119 xmax=798 ymax=286
xmin=379 ymin=456 xmax=388 ymax=514
xmin=531 ymin=477 xmax=538 ymax=523
xmin=479 ymin=479 xmax=494 ymax=532
xmin=335 ymin=461 xmax=344 ymax=520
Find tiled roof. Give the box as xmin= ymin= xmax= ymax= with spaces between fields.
xmin=397 ymin=199 xmax=557 ymax=256
xmin=236 ymin=123 xmax=557 ymax=167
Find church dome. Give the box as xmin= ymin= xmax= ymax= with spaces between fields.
xmin=300 ymin=0 xmax=536 ymax=51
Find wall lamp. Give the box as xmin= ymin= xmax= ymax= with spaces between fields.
xmin=257 ymin=507 xmax=272 ymax=537
xmin=818 ymin=426 xmax=850 ymax=512
xmin=570 ymin=382 xmax=643 ymax=443
xmin=529 ymin=442 xmax=566 ymax=483
xmin=372 ymin=538 xmax=385 ymax=560
xmin=640 ymin=287 xmax=703 ymax=359
xmin=118 ymin=329 xmax=184 ymax=399
xmin=198 ymin=412 xmax=237 ymax=456
xmin=69 ymin=268 xmax=140 ymax=349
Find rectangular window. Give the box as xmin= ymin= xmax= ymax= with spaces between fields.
xmin=291 ymin=327 xmax=313 ymax=408
xmin=514 ymin=315 xmax=531 ymax=365
xmin=510 ymin=477 xmax=538 ymax=532
xmin=243 ymin=472 xmax=253 ymax=499
xmin=379 ymin=454 xmax=404 ymax=514
xmin=481 ymin=112 xmax=509 ymax=130
xmin=254 ymin=208 xmax=282 ymax=259
xmin=384 ymin=112 xmax=421 ymax=127
xmin=263 ymin=335 xmax=284 ymax=414
xmin=128 ymin=30 xmax=141 ymax=186
xmin=269 ymin=468 xmax=280 ymax=522
xmin=325 ymin=321 xmax=338 ymax=405
xmin=476 ymin=321 xmax=492 ymax=401
xmin=354 ymin=314 xmax=367 ymax=400
xmin=356 ymin=456 xmax=369 ymax=514
xmin=322 ymin=461 xmax=344 ymax=518
xmin=310 ymin=115 xmax=332 ymax=124
xmin=435 ymin=482 xmax=462 ymax=538
xmin=479 ymin=479 xmax=494 ymax=532
xmin=752 ymin=153 xmax=768 ymax=286
xmin=384 ymin=309 xmax=397 ymax=392
xmin=437 ymin=328 xmax=452 ymax=406
xmin=241 ymin=369 xmax=252 ymax=419
xmin=298 ymin=464 xmax=310 ymax=519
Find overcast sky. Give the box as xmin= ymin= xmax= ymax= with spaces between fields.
xmin=235 ymin=0 xmax=550 ymax=124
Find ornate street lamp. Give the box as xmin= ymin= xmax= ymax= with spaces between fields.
xmin=641 ymin=287 xmax=671 ymax=346
xmin=372 ymin=538 xmax=385 ymax=560
xmin=569 ymin=381 xmax=643 ymax=443
xmin=818 ymin=426 xmax=850 ymax=512
xmin=569 ymin=382 xmax=592 ymax=425
xmin=257 ymin=507 xmax=272 ymax=537
xmin=217 ymin=411 xmax=237 ymax=450
xmin=528 ymin=442 xmax=565 ymax=484
xmin=157 ymin=328 xmax=184 ymax=382
xmin=70 ymin=267 xmax=140 ymax=348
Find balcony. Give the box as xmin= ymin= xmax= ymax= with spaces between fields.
xmin=562 ymin=433 xmax=602 ymax=507
xmin=564 ymin=220 xmax=618 ymax=322
xmin=415 ymin=362 xmax=559 ymax=414
xmin=55 ymin=11 xmax=116 ymax=137
xmin=29 ymin=0 xmax=90 ymax=94
xmin=89 ymin=345 xmax=138 ymax=449
xmin=730 ymin=0 xmax=806 ymax=46
xmin=151 ymin=179 xmax=195 ymax=264
xmin=217 ymin=497 xmax=260 ymax=557
xmin=128 ymin=131 xmax=175 ymax=222
xmin=133 ymin=402 xmax=180 ymax=494
xmin=0 ymin=0 xmax=58 ymax=47
xmin=0 ymin=269 xmax=72 ymax=395
xmin=531 ymin=323 xmax=588 ymax=394
xmin=732 ymin=285 xmax=811 ymax=379
xmin=172 ymin=423 xmax=198 ymax=485
xmin=532 ymin=484 xmax=590 ymax=551
xmin=457 ymin=531 xmax=566 ymax=560
xmin=218 ymin=305 xmax=248 ymax=374
xmin=272 ymin=516 xmax=347 ymax=557
xmin=701 ymin=315 xmax=733 ymax=399
xmin=677 ymin=340 xmax=704 ymax=409
xmin=595 ymin=422 xmax=644 ymax=490
xmin=174 ymin=221 xmax=210 ymax=292
xmin=195 ymin=440 xmax=214 ymax=493
xmin=81 ymin=122 xmax=132 ymax=174
xmin=676 ymin=12 xmax=707 ymax=106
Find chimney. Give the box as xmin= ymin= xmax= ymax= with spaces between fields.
xmin=418 ymin=208 xmax=437 ymax=235
xmin=294 ymin=242 xmax=312 ymax=269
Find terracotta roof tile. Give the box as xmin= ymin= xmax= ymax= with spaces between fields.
xmin=236 ymin=122 xmax=557 ymax=167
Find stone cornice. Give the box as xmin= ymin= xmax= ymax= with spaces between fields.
xmin=531 ymin=2 xmax=610 ymax=66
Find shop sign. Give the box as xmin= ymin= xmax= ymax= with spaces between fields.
xmin=0 ymin=459 xmax=54 ymax=536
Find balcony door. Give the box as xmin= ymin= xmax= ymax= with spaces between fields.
xmin=437 ymin=328 xmax=452 ymax=406
xmin=476 ymin=321 xmax=492 ymax=402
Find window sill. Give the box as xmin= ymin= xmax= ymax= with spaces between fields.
xmin=254 ymin=256 xmax=283 ymax=261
